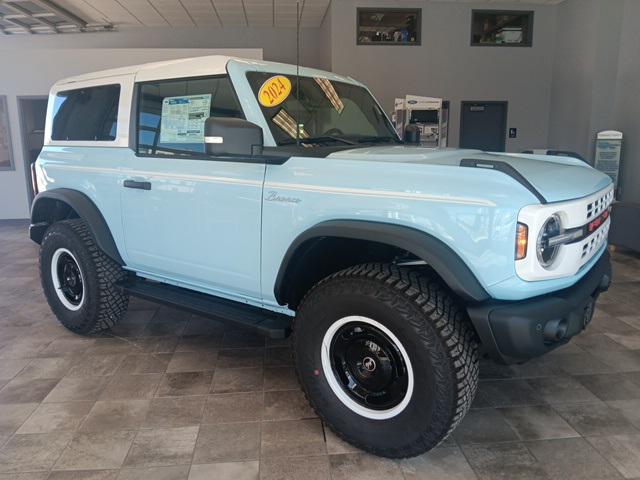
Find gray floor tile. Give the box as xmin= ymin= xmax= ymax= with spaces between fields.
xmin=17 ymin=401 xmax=93 ymax=434
xmin=477 ymin=380 xmax=546 ymax=407
xmin=14 ymin=357 xmax=76 ymax=380
xmin=202 ymin=392 xmax=263 ymax=424
xmin=116 ymin=465 xmax=189 ymax=480
xmin=155 ymin=372 xmax=213 ymax=397
xmin=263 ymin=366 xmax=298 ymax=391
xmin=552 ymin=401 xmax=638 ymax=436
xmin=576 ymin=373 xmax=640 ymax=401
xmin=324 ymin=428 xmax=362 ymax=455
xmin=188 ymin=461 xmax=260 ymax=480
xmin=526 ymin=376 xmax=601 ymax=404
xmin=43 ymin=376 xmax=108 ymax=403
xmin=329 ymin=453 xmax=404 ymax=480
xmin=123 ymin=426 xmax=198 ymax=468
xmin=79 ymin=400 xmax=150 ymax=432
xmin=193 ymin=422 xmax=261 ymax=463
xmin=586 ymin=434 xmax=640 ymax=479
xmin=48 ymin=470 xmax=119 ymax=480
xmin=0 ymin=360 xmax=31 ymax=381
xmin=54 ymin=430 xmax=136 ymax=471
xmin=115 ymin=354 xmax=172 ymax=375
xmin=0 ymin=432 xmax=73 ymax=473
xmin=143 ymin=396 xmax=205 ymax=428
xmin=500 ymin=405 xmax=580 ymax=440
xmin=527 ymin=437 xmax=622 ymax=480
xmin=400 ymin=446 xmax=477 ymax=480
xmin=217 ymin=348 xmax=264 ymax=368
xmin=452 ymin=409 xmax=519 ymax=445
xmin=260 ymin=455 xmax=330 ymax=480
xmin=211 ymin=367 xmax=263 ymax=393
xmin=174 ymin=334 xmax=223 ymax=353
xmin=0 ymin=403 xmax=38 ymax=436
xmin=166 ymin=351 xmax=218 ymax=374
xmin=0 ymin=378 xmax=59 ymax=404
xmin=99 ymin=374 xmax=161 ymax=400
xmin=66 ymin=354 xmax=127 ymax=377
xmin=263 ymin=390 xmax=316 ymax=421
xmin=607 ymin=399 xmax=640 ymax=428
xmin=261 ymin=419 xmax=326 ymax=458
xmin=461 ymin=442 xmax=550 ymax=480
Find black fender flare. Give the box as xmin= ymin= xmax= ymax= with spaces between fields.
xmin=30 ymin=188 xmax=125 ymax=265
xmin=274 ymin=220 xmax=490 ymax=304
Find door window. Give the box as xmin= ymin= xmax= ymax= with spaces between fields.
xmin=51 ymin=85 xmax=120 ymax=141
xmin=137 ymin=76 xmax=243 ymax=157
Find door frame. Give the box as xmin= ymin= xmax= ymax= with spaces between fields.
xmin=459 ymin=100 xmax=508 ymax=152
xmin=17 ymin=95 xmax=48 ymax=207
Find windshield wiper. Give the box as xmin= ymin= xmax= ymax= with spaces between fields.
xmin=280 ymin=135 xmax=357 ymax=146
xmin=356 ymin=136 xmax=400 ymax=144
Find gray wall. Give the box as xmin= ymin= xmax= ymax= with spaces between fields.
xmin=612 ymin=0 xmax=640 ymax=203
xmin=330 ymin=0 xmax=557 ymax=152
xmin=548 ymin=0 xmax=637 ymax=202
xmin=0 ymin=26 xmax=324 ymax=68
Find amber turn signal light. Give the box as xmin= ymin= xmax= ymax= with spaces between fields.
xmin=515 ymin=222 xmax=528 ymax=260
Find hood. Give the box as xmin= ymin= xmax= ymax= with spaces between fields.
xmin=327 ymin=146 xmax=612 ymax=203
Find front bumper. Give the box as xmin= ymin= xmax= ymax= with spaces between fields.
xmin=467 ymin=250 xmax=612 ymax=364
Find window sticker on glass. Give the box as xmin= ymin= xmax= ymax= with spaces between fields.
xmin=258 ymin=75 xmax=292 ymax=108
xmin=160 ymin=94 xmax=212 ymax=143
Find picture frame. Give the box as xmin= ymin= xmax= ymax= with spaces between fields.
xmin=0 ymin=95 xmax=15 ymax=171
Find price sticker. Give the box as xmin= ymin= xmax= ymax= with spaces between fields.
xmin=258 ymin=75 xmax=292 ymax=108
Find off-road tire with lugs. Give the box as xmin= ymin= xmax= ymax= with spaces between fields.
xmin=40 ymin=218 xmax=129 ymax=334
xmin=293 ymin=263 xmax=479 ymax=458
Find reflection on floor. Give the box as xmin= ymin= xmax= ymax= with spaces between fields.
xmin=0 ymin=219 xmax=639 ymax=480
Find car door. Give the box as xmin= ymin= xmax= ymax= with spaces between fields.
xmin=120 ymin=75 xmax=265 ymax=302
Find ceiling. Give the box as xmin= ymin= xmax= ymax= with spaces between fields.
xmin=0 ymin=0 xmax=565 ymax=33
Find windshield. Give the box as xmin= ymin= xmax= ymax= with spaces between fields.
xmin=247 ymin=72 xmax=399 ymax=146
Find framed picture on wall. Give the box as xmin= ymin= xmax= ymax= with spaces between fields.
xmin=357 ymin=8 xmax=421 ymax=46
xmin=471 ymin=10 xmax=534 ymax=47
xmin=0 ymin=96 xmax=14 ymax=170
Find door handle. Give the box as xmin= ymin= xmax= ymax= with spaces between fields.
xmin=123 ymin=179 xmax=151 ymax=191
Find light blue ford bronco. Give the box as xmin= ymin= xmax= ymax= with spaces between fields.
xmin=30 ymin=56 xmax=613 ymax=458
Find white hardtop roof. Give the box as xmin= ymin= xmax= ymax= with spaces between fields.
xmin=53 ymin=55 xmax=360 ymax=87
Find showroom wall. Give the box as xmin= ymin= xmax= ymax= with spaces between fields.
xmin=548 ymin=0 xmax=638 ymax=203
xmin=0 ymin=47 xmax=262 ymax=219
xmin=329 ymin=0 xmax=557 ymax=153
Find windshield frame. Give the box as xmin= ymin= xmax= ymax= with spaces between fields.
xmin=245 ymin=71 xmax=400 ymax=148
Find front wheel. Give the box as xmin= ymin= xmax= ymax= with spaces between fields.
xmin=40 ymin=219 xmax=129 ymax=335
xmin=293 ymin=263 xmax=479 ymax=458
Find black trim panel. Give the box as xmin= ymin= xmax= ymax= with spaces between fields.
xmin=274 ymin=220 xmax=490 ymax=304
xmin=467 ymin=250 xmax=611 ymax=364
xmin=460 ymin=158 xmax=547 ymax=204
xmin=30 ymin=189 xmax=124 ymax=265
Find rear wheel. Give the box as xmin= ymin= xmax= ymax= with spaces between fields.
xmin=293 ymin=263 xmax=479 ymax=458
xmin=40 ymin=219 xmax=129 ymax=334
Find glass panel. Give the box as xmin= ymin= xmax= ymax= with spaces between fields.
xmin=51 ymin=85 xmax=120 ymax=141
xmin=357 ymin=9 xmax=420 ymax=45
xmin=247 ymin=72 xmax=398 ymax=147
xmin=137 ymin=76 xmax=243 ymax=157
xmin=471 ymin=10 xmax=533 ymax=47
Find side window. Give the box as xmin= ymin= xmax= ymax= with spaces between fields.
xmin=51 ymin=85 xmax=120 ymax=141
xmin=137 ymin=76 xmax=243 ymax=157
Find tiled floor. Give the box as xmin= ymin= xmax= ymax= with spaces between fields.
xmin=1 ymin=218 xmax=640 ymax=480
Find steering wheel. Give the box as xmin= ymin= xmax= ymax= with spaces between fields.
xmin=322 ymin=128 xmax=345 ymax=136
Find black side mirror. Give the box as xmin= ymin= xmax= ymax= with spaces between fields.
xmin=404 ymin=124 xmax=421 ymax=144
xmin=204 ymin=117 xmax=264 ymax=156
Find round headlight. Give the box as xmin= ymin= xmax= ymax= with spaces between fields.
xmin=537 ymin=214 xmax=562 ymax=268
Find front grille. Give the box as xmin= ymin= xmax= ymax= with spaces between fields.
xmin=586 ymin=189 xmax=614 ymax=221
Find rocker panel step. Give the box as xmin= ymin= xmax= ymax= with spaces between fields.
xmin=119 ymin=278 xmax=292 ymax=339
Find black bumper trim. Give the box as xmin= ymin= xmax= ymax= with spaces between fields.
xmin=467 ymin=251 xmax=612 ymax=364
